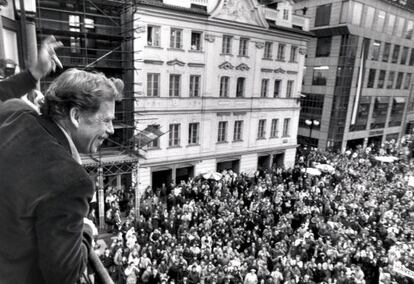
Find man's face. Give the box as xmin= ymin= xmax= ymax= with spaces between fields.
xmin=74 ymin=99 xmax=115 ymax=153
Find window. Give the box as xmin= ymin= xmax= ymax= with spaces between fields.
xmin=405 ymin=20 xmax=414 ymax=39
xmin=189 ymin=75 xmax=201 ymax=97
xmin=169 ymin=74 xmax=181 ymax=97
xmin=286 ymin=80 xmax=294 ymax=98
xmin=239 ymin=38 xmax=249 ymax=56
xmin=170 ymin=28 xmax=182 ymax=49
xmin=371 ymin=41 xmax=381 ymax=61
xmin=217 ymin=121 xmax=228 ymax=142
xmin=282 ymin=118 xmax=290 ymax=137
xmin=147 ymin=25 xmax=160 ymax=46
xmin=169 ymin=124 xmax=180 ymax=147
xmin=147 ymin=73 xmax=160 ymax=97
xmin=283 ymin=9 xmax=289 ymax=20
xmin=382 ymin=43 xmax=391 ymax=62
xmin=389 ymin=98 xmax=406 ymax=127
xmin=264 ymin=42 xmax=272 ymax=59
xmin=409 ymin=49 xmax=414 ymax=66
xmin=270 ymin=119 xmax=279 ymax=137
xmin=377 ymin=70 xmax=386 ymax=88
xmin=84 ymin=18 xmax=95 ymax=29
xmin=277 ymin=43 xmax=285 ymax=60
xmin=395 ymin=17 xmax=405 ymax=37
xmin=315 ymin=4 xmax=331 ymax=27
xmin=274 ymin=80 xmax=281 ymax=97
xmin=188 ymin=123 xmax=199 ymax=145
xmin=236 ymin=77 xmax=245 ymax=97
xmin=222 ymin=35 xmax=232 ymax=54
xmin=363 ymin=6 xmax=375 ymax=28
xmin=387 ymin=71 xmax=395 ymax=89
xmin=373 ymin=10 xmax=386 ymax=32
xmin=385 ymin=14 xmax=396 ymax=34
xmin=404 ymin=73 xmax=412 ymax=89
xmin=299 ymin=94 xmax=324 ymax=129
xmin=367 ymin=69 xmax=376 ymax=88
xmin=147 ymin=125 xmax=160 ymax=148
xmin=261 ymin=79 xmax=269 ymax=98
xmin=371 ymin=97 xmax=389 ymax=129
xmin=69 ymin=15 xmax=80 ymax=53
xmin=315 ymin=37 xmax=331 ymax=57
xmin=312 ymin=66 xmax=329 ymax=86
xmin=290 ymin=46 xmax=298 ymax=62
xmin=257 ymin=119 xmax=266 ymax=139
xmin=395 ymin=72 xmax=404 ymax=89
xmin=220 ymin=76 xmax=230 ymax=97
xmin=392 ymin=45 xmax=400 ymax=64
xmin=351 ymin=1 xmax=363 ymax=25
xmin=401 ymin=47 xmax=409 ymax=65
xmin=191 ymin=31 xmax=202 ymax=51
xmin=233 ymin=120 xmax=243 ymax=141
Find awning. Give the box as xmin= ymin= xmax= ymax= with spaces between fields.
xmin=81 ymin=152 xmax=139 ymax=167
xmin=376 ymin=97 xmax=390 ymax=104
xmin=130 ymin=125 xmax=166 ymax=148
xmin=394 ymin=97 xmax=406 ymax=104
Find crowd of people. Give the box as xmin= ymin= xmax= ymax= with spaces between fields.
xmin=93 ymin=142 xmax=414 ymax=284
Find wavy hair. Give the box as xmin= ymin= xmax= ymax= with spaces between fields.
xmin=41 ymin=68 xmax=124 ymax=120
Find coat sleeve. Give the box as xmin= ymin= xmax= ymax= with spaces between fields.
xmin=35 ymin=176 xmax=94 ymax=284
xmin=0 ymin=71 xmax=37 ymax=102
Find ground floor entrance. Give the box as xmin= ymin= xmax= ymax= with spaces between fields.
xmin=216 ymin=159 xmax=240 ymax=173
xmin=368 ymin=135 xmax=383 ymax=149
xmin=175 ymin=166 xmax=194 ymax=185
xmin=152 ymin=169 xmax=172 ymax=191
xmin=346 ymin=138 xmax=364 ymax=150
xmin=272 ymin=153 xmax=285 ymax=168
xmin=257 ymin=155 xmax=271 ymax=172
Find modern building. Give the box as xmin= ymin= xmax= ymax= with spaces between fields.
xmin=133 ymin=0 xmax=311 ymax=191
xmin=295 ymin=0 xmax=414 ymax=151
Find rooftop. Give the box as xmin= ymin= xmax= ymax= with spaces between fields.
xmin=136 ymin=0 xmax=209 ymax=16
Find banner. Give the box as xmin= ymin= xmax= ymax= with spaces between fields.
xmin=393 ymin=262 xmax=414 ymax=279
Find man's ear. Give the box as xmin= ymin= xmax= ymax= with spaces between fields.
xmin=69 ymin=107 xmax=81 ymax=128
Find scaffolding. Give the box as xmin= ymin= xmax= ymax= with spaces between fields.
xmin=35 ymin=0 xmax=144 ymax=229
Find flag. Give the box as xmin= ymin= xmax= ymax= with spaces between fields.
xmin=131 ymin=125 xmax=165 ymax=148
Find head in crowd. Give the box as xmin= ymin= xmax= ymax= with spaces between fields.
xmin=41 ymin=68 xmax=124 ymax=153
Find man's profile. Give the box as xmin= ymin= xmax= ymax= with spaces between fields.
xmin=0 ymin=68 xmax=123 ymax=283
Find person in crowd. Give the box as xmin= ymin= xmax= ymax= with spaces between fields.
xmin=0 ymin=48 xmax=123 ymax=283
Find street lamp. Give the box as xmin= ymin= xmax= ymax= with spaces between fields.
xmin=305 ymin=119 xmax=320 ymax=145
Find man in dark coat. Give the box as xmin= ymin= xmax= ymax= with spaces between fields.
xmin=0 ymin=51 xmax=123 ymax=283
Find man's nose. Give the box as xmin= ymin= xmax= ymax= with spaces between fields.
xmin=107 ymin=121 xmax=114 ymax=135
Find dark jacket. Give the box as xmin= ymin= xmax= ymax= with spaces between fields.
xmin=0 ymin=70 xmax=37 ymax=102
xmin=0 ymin=99 xmax=94 ymax=284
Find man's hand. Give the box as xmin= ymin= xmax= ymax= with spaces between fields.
xmin=29 ymin=35 xmax=63 ymax=80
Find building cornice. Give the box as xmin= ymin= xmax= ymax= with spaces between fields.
xmin=141 ymin=144 xmax=298 ymax=168
xmin=137 ymin=6 xmax=311 ymax=43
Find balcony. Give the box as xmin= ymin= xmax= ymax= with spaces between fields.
xmin=292 ymin=14 xmax=310 ymax=31
xmin=135 ymin=96 xmax=300 ymax=113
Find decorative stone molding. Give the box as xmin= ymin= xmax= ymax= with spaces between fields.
xmin=261 ymin=68 xmax=273 ymax=73
xmin=217 ymin=112 xmax=231 ymax=116
xmin=188 ymin=63 xmax=205 ymax=68
xmin=255 ymin=42 xmax=265 ymax=49
xmin=299 ymin=47 xmax=307 ymax=55
xmin=287 ymin=70 xmax=298 ymax=74
xmin=233 ymin=112 xmax=247 ymax=116
xmin=236 ymin=63 xmax=250 ymax=71
xmin=143 ymin=60 xmax=164 ymax=65
xmin=219 ymin=61 xmax=234 ymax=70
xmin=274 ymin=67 xmax=286 ymax=74
xmin=204 ymin=34 xmax=215 ymax=43
xmin=166 ymin=59 xmax=185 ymax=66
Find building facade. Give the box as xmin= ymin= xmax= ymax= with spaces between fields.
xmin=133 ymin=0 xmax=311 ymax=191
xmin=295 ymin=0 xmax=414 ymax=151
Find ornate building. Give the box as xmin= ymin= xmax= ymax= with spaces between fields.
xmin=133 ymin=0 xmax=311 ymax=191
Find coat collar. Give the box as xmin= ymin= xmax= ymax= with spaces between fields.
xmin=36 ymin=115 xmax=71 ymax=154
